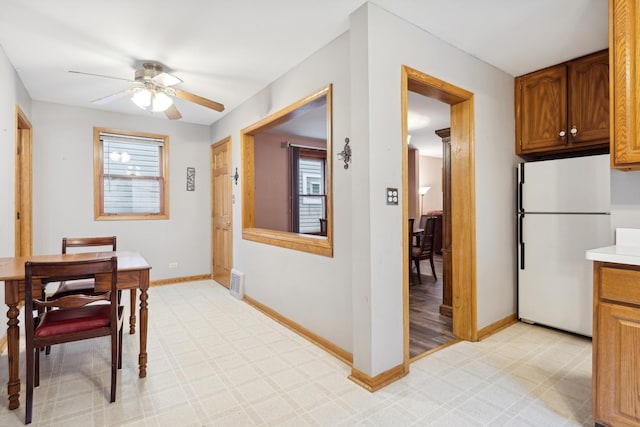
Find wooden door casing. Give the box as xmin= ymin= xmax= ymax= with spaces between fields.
xmin=15 ymin=106 xmax=32 ymax=257
xmin=211 ymin=138 xmax=233 ymax=287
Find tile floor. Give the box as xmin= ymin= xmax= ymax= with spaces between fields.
xmin=0 ymin=280 xmax=594 ymax=426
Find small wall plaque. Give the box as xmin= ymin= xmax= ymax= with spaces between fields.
xmin=186 ymin=167 xmax=195 ymax=191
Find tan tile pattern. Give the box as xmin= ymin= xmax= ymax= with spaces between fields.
xmin=0 ymin=281 xmax=593 ymax=426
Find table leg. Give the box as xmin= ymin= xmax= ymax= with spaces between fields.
xmin=129 ymin=289 xmax=137 ymax=334
xmin=138 ymin=287 xmax=148 ymax=378
xmin=6 ymin=301 xmax=20 ymax=410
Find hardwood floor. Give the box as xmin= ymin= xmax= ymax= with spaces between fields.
xmin=409 ymin=254 xmax=456 ymax=358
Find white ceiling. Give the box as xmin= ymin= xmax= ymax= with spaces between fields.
xmin=0 ymin=0 xmax=607 ymax=155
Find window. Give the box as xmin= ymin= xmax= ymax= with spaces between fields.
xmin=241 ymin=84 xmax=333 ymax=257
xmin=295 ymin=151 xmax=326 ymax=234
xmin=94 ymin=127 xmax=169 ymax=220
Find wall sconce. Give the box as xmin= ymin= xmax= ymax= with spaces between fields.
xmin=337 ymin=137 xmax=352 ymax=169
xmin=232 ymin=167 xmax=239 ymax=185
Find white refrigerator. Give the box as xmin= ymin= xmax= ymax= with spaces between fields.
xmin=517 ymin=154 xmax=612 ymax=337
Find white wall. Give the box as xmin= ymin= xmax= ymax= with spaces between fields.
xmin=209 ymin=33 xmax=353 ymax=352
xmin=350 ymin=3 xmax=517 ymax=375
xmin=0 ymin=44 xmax=31 ymax=306
xmin=31 ymin=102 xmax=212 ymax=281
xmin=419 ymin=156 xmax=443 ymax=213
xmin=611 ymin=169 xmax=640 ymax=231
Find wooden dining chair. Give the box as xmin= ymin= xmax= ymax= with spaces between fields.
xmin=411 ymin=216 xmax=437 ymax=283
xmin=44 ymin=237 xmax=131 ymax=354
xmin=24 ymin=257 xmax=124 ymax=424
xmin=48 ymin=236 xmax=118 ymax=299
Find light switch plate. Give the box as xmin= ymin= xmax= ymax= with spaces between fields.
xmin=386 ymin=188 xmax=399 ymax=205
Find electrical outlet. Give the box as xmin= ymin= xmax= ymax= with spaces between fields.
xmin=169 ymin=262 xmax=178 ymax=269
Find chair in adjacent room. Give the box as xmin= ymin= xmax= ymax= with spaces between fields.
xmin=415 ymin=214 xmax=429 ymax=247
xmin=409 ymin=217 xmax=415 ymax=279
xmin=24 ymin=257 xmax=124 ymax=424
xmin=319 ymin=218 xmax=328 ymax=236
xmin=411 ymin=216 xmax=437 ymax=283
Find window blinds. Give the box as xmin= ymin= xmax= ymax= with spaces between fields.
xmin=100 ymin=133 xmax=163 ymax=214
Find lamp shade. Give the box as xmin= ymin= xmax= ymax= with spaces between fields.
xmin=151 ymin=91 xmax=173 ymax=112
xmin=131 ymin=89 xmax=173 ymax=112
xmin=131 ymin=89 xmax=151 ymax=108
xmin=419 ymin=186 xmax=430 ymax=195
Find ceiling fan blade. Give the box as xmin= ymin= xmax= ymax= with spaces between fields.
xmin=91 ymin=87 xmax=139 ymax=105
xmin=165 ymin=104 xmax=182 ymax=120
xmin=69 ymin=70 xmax=135 ymax=82
xmin=152 ymin=72 xmax=182 ymax=87
xmin=174 ymin=88 xmax=225 ymax=112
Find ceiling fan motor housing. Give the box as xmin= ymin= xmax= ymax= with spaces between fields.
xmin=135 ymin=63 xmax=164 ymax=81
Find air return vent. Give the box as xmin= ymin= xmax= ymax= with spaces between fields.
xmin=230 ymin=269 xmax=244 ymax=299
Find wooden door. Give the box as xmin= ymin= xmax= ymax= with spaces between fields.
xmin=568 ymin=50 xmax=609 ymax=146
xmin=211 ymin=138 xmax=233 ymax=287
xmin=594 ymin=302 xmax=640 ymax=426
xmin=15 ymin=107 xmax=32 ymax=257
xmin=610 ymin=0 xmax=640 ymax=169
xmin=516 ymin=65 xmax=567 ymax=154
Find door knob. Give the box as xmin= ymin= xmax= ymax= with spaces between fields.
xmin=559 ymin=130 xmax=566 ymax=137
xmin=570 ymin=126 xmax=578 ymax=136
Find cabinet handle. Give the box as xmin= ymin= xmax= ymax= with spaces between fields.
xmin=559 ymin=130 xmax=566 ymax=137
xmin=570 ymin=126 xmax=578 ymax=136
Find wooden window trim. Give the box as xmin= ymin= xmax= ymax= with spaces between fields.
xmin=93 ymin=127 xmax=170 ymax=220
xmin=241 ymin=85 xmax=333 ymax=257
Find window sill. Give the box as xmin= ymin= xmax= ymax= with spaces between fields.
xmin=242 ymin=228 xmax=332 ymax=257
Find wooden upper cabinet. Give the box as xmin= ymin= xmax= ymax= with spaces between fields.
xmin=610 ymin=0 xmax=640 ymax=169
xmin=568 ymin=51 xmax=610 ymax=145
xmin=515 ymin=50 xmax=609 ymax=158
xmin=516 ymin=66 xmax=567 ymax=153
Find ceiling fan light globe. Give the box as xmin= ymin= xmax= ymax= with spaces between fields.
xmin=151 ymin=92 xmax=173 ymax=112
xmin=131 ymin=89 xmax=152 ymax=109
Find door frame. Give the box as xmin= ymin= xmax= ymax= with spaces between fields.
xmin=14 ymin=105 xmax=33 ymax=257
xmin=402 ymin=66 xmax=478 ymax=366
xmin=211 ymin=136 xmax=233 ymax=287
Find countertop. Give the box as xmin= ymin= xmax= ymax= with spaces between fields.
xmin=586 ymin=228 xmax=640 ymax=266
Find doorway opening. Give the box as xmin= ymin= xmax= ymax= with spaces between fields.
xmin=402 ymin=66 xmax=477 ymax=366
xmin=406 ymin=90 xmax=455 ymax=358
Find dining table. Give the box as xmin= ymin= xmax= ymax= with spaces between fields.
xmin=0 ymin=250 xmax=151 ymax=410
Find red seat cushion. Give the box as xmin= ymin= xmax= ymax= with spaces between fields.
xmin=35 ymin=305 xmax=111 ymax=338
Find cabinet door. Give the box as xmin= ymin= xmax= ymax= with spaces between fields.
xmin=611 ymin=0 xmax=640 ymax=169
xmin=594 ymin=302 xmax=640 ymax=426
xmin=568 ymin=50 xmax=609 ymax=146
xmin=516 ymin=66 xmax=567 ymax=154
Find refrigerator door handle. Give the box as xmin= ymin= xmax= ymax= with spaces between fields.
xmin=519 ymin=214 xmax=525 ymax=270
xmin=518 ymin=164 xmax=524 ymax=212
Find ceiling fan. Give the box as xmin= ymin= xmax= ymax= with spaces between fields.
xmin=69 ymin=62 xmax=225 ymax=120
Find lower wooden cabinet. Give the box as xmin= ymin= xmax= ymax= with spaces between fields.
xmin=593 ymin=262 xmax=640 ymax=426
